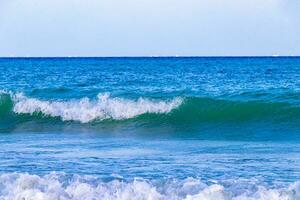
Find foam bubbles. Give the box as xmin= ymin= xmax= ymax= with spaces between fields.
xmin=0 ymin=173 xmax=300 ymax=200
xmin=12 ymin=93 xmax=183 ymax=123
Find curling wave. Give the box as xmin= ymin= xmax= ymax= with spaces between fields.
xmin=4 ymin=92 xmax=182 ymax=123
xmin=0 ymin=173 xmax=300 ymax=200
xmin=1 ymin=91 xmax=300 ymax=125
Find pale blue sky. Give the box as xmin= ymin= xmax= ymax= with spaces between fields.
xmin=0 ymin=0 xmax=299 ymax=56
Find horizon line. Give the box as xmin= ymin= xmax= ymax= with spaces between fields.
xmin=0 ymin=55 xmax=300 ymax=59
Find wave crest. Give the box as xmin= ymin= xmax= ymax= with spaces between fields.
xmin=12 ymin=93 xmax=183 ymax=123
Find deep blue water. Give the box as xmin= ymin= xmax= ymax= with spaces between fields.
xmin=1 ymin=57 xmax=300 ymax=199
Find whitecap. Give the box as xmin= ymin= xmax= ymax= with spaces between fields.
xmin=12 ymin=93 xmax=183 ymax=123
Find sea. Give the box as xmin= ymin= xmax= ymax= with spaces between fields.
xmin=1 ymin=57 xmax=300 ymax=199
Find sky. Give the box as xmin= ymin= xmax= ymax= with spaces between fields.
xmin=0 ymin=0 xmax=299 ymax=57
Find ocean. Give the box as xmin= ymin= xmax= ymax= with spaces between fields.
xmin=1 ymin=57 xmax=300 ymax=199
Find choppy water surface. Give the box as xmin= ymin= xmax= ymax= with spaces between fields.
xmin=1 ymin=57 xmax=300 ymax=199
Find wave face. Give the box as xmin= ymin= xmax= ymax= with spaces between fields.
xmin=0 ymin=173 xmax=299 ymax=200
xmin=2 ymin=92 xmax=182 ymax=123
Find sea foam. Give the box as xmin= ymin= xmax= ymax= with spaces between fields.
xmin=12 ymin=93 xmax=183 ymax=123
xmin=0 ymin=173 xmax=300 ymax=200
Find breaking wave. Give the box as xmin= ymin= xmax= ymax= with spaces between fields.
xmin=0 ymin=92 xmax=182 ymax=123
xmin=1 ymin=91 xmax=300 ymax=124
xmin=0 ymin=173 xmax=299 ymax=200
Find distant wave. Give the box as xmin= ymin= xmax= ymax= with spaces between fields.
xmin=1 ymin=91 xmax=300 ymax=124
xmin=0 ymin=173 xmax=299 ymax=200
xmin=0 ymin=92 xmax=182 ymax=123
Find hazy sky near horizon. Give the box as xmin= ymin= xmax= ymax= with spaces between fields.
xmin=0 ymin=0 xmax=299 ymax=56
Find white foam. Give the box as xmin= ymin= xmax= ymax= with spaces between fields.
xmin=12 ymin=93 xmax=183 ymax=123
xmin=0 ymin=173 xmax=299 ymax=200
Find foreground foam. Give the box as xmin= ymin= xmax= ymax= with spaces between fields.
xmin=0 ymin=173 xmax=299 ymax=200
xmin=12 ymin=93 xmax=183 ymax=123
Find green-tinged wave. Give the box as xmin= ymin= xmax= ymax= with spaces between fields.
xmin=1 ymin=92 xmax=299 ymax=125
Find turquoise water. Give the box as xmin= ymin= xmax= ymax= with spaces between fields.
xmin=1 ymin=57 xmax=300 ymax=199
